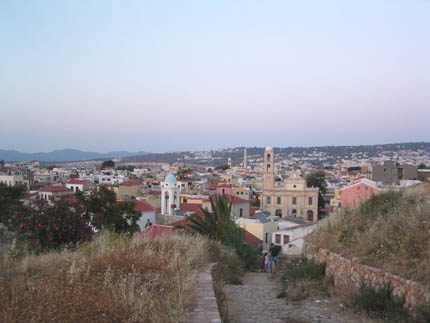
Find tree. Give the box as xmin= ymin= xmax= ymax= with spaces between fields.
xmin=101 ymin=160 xmax=115 ymax=169
xmin=77 ymin=187 xmax=140 ymax=235
xmin=174 ymin=194 xmax=259 ymax=269
xmin=306 ymin=171 xmax=327 ymax=217
xmin=6 ymin=199 xmax=93 ymax=251
xmin=175 ymin=194 xmax=233 ymax=240
xmin=418 ymin=163 xmax=427 ymax=169
xmin=0 ymin=183 xmax=26 ymax=224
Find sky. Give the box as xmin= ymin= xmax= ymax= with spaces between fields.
xmin=1 ymin=1 xmax=429 ymax=153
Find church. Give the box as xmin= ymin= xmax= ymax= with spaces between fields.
xmin=261 ymin=146 xmax=319 ymax=221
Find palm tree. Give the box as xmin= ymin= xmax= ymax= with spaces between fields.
xmin=174 ymin=194 xmax=233 ymax=240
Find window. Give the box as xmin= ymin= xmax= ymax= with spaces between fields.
xmin=267 ymin=164 xmax=271 ymax=171
xmin=292 ymin=197 xmax=297 ymax=205
xmin=239 ymin=208 xmax=243 ymax=217
xmin=365 ymin=186 xmax=368 ymax=190
xmin=222 ymin=188 xmax=225 ymax=194
xmin=277 ymin=197 xmax=281 ymax=204
xmin=267 ymin=154 xmax=271 ymax=161
xmin=275 ymin=234 xmax=281 ymax=244
xmin=267 ymin=197 xmax=271 ymax=204
xmin=265 ymin=233 xmax=269 ymax=243
xmin=308 ymin=197 xmax=313 ymax=205
xmin=358 ymin=186 xmax=360 ymax=190
xmin=283 ymin=235 xmax=290 ymax=244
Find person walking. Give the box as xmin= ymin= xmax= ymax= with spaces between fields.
xmin=269 ymin=243 xmax=281 ymax=273
xmin=264 ymin=252 xmax=270 ymax=272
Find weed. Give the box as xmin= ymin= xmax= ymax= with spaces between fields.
xmin=352 ymin=283 xmax=407 ymax=319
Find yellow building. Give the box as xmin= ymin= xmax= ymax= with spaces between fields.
xmin=232 ymin=186 xmax=250 ymax=200
xmin=236 ymin=218 xmax=278 ymax=250
xmin=330 ymin=188 xmax=342 ymax=215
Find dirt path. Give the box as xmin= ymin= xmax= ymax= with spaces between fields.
xmin=224 ymin=272 xmax=377 ymax=323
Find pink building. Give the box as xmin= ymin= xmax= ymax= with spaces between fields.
xmin=341 ymin=178 xmax=381 ymax=209
xmin=216 ymin=184 xmax=232 ymax=195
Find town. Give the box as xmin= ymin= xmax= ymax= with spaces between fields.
xmin=2 ymin=143 xmax=429 ymax=256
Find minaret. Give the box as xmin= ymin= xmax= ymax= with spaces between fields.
xmin=243 ymin=148 xmax=247 ymax=169
xmin=263 ymin=146 xmax=275 ymax=190
xmin=227 ymin=157 xmax=232 ymax=168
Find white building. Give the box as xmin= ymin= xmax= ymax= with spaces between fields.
xmin=161 ymin=172 xmax=182 ymax=216
xmin=66 ymin=179 xmax=92 ymax=193
xmin=272 ymin=219 xmax=316 ymax=255
xmin=0 ymin=172 xmax=29 ymax=189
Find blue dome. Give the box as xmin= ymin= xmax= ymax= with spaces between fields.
xmin=164 ymin=172 xmax=177 ymax=183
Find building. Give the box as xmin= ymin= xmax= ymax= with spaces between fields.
xmin=272 ymin=220 xmax=316 ymax=255
xmin=341 ymin=178 xmax=381 ymax=209
xmin=236 ymin=214 xmax=278 ymax=250
xmin=372 ymin=161 xmax=418 ymax=185
xmin=39 ymin=186 xmax=73 ymax=201
xmin=161 ymin=172 xmax=182 ymax=216
xmin=66 ymin=179 xmax=92 ymax=193
xmin=261 ymin=146 xmax=319 ymax=221
xmin=0 ymin=172 xmax=29 ymax=189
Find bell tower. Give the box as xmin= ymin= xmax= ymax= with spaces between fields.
xmin=263 ymin=146 xmax=275 ymax=189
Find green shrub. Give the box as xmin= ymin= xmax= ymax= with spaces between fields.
xmin=211 ymin=242 xmax=244 ymax=285
xmin=221 ymin=220 xmax=259 ymax=271
xmin=352 ymin=283 xmax=407 ymax=318
xmin=281 ymin=256 xmax=326 ymax=288
xmin=414 ymin=304 xmax=430 ymax=323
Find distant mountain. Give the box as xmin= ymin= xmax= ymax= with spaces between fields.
xmin=0 ymin=149 xmax=150 ymax=162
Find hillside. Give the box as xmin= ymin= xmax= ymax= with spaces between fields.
xmin=120 ymin=142 xmax=430 ymax=166
xmin=0 ymin=149 xmax=150 ymax=162
xmin=307 ymin=183 xmax=430 ymax=284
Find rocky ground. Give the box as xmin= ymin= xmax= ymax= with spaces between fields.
xmin=224 ymin=272 xmax=380 ymax=323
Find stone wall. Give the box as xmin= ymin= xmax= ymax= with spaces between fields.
xmin=305 ymin=244 xmax=430 ymax=308
xmin=189 ymin=263 xmax=221 ymax=323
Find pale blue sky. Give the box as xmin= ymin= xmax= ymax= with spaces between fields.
xmin=1 ymin=1 xmax=429 ymax=153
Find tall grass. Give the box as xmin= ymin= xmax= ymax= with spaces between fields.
xmin=0 ymin=232 xmax=209 ymax=322
xmin=308 ymin=184 xmax=430 ymax=283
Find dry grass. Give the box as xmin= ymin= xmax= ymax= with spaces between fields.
xmin=308 ymin=184 xmax=430 ymax=283
xmin=0 ymin=232 xmax=209 ymax=323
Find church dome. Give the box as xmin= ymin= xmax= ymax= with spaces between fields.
xmin=164 ymin=172 xmax=177 ymax=183
xmin=265 ymin=146 xmax=273 ymax=151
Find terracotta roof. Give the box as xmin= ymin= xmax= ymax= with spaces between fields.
xmin=180 ymin=203 xmax=202 ymax=213
xmin=120 ymin=180 xmax=143 ymax=186
xmin=148 ymin=190 xmax=161 ymax=195
xmin=243 ymin=230 xmax=262 ymax=244
xmin=67 ymin=179 xmax=88 ymax=185
xmin=168 ymin=213 xmax=261 ymax=245
xmin=212 ymin=194 xmax=249 ymax=204
xmin=217 ymin=184 xmax=232 ymax=188
xmin=120 ymin=200 xmax=155 ymax=213
xmin=140 ymin=225 xmax=174 ymax=239
xmin=39 ymin=186 xmax=71 ymax=193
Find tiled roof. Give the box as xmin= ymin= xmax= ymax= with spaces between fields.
xmin=168 ymin=213 xmax=261 ymax=245
xmin=67 ymin=179 xmax=88 ymax=184
xmin=39 ymin=186 xmax=71 ymax=193
xmin=180 ymin=203 xmax=202 ymax=213
xmin=120 ymin=200 xmax=155 ymax=213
